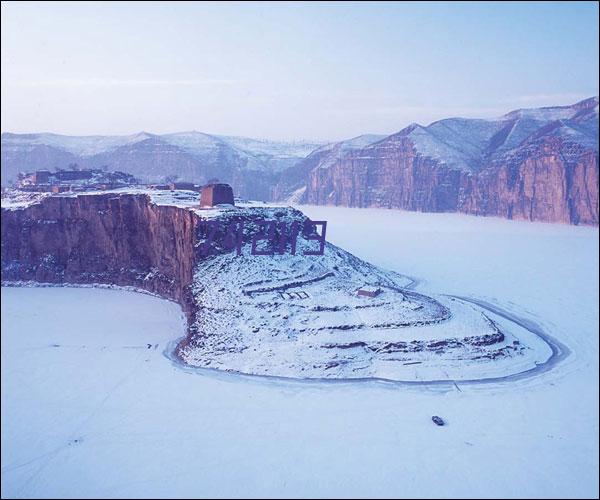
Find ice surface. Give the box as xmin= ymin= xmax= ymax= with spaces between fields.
xmin=1 ymin=207 xmax=598 ymax=498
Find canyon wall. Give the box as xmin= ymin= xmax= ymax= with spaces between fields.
xmin=304 ymin=137 xmax=599 ymax=225
xmin=1 ymin=193 xmax=316 ymax=334
xmin=1 ymin=194 xmax=200 ymax=317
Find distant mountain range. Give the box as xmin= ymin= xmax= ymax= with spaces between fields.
xmin=303 ymin=96 xmax=599 ymax=224
xmin=2 ymin=97 xmax=598 ymax=224
xmin=0 ymin=131 xmax=324 ymax=200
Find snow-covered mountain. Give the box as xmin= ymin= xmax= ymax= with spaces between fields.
xmin=376 ymin=96 xmax=599 ymax=172
xmin=1 ymin=131 xmax=324 ymax=164
xmin=270 ymin=134 xmax=386 ymax=201
xmin=303 ymin=97 xmax=599 ymax=224
xmin=0 ymin=131 xmax=328 ymax=196
xmin=0 ymin=131 xmax=152 ymax=157
xmin=217 ymin=135 xmax=324 ymax=162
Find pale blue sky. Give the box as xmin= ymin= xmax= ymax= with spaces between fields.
xmin=1 ymin=1 xmax=598 ymax=140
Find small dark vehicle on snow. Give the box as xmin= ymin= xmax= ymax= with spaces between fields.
xmin=431 ymin=416 xmax=445 ymax=426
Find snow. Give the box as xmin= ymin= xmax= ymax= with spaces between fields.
xmin=358 ymin=98 xmax=599 ymax=172
xmin=0 ymin=131 xmax=322 ymax=160
xmin=160 ymin=131 xmax=225 ymax=153
xmin=501 ymin=99 xmax=597 ymax=122
xmin=310 ymin=134 xmax=387 ymax=170
xmin=397 ymin=123 xmax=486 ymax=171
xmin=181 ymin=244 xmax=555 ymax=381
xmin=148 ymin=133 xmax=324 ymax=173
xmin=0 ymin=132 xmax=326 ymax=174
xmin=542 ymin=121 xmax=599 ymax=150
xmin=421 ymin=118 xmax=504 ymax=166
xmin=0 ymin=188 xmax=262 ymax=216
xmin=285 ymin=185 xmax=306 ymax=204
xmin=216 ymin=135 xmax=326 ymax=159
xmin=313 ymin=134 xmax=386 ymax=156
xmin=157 ymin=195 xmax=554 ymax=383
xmin=1 ymin=132 xmax=152 ymax=156
xmin=2 ymin=207 xmax=598 ymax=498
xmin=0 ymin=190 xmax=51 ymax=209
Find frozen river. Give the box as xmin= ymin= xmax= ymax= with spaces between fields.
xmin=2 ymin=207 xmax=598 ymax=498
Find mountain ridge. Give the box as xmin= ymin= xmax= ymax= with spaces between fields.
xmin=303 ymin=97 xmax=598 ymax=224
xmin=2 ymin=97 xmax=598 ymax=224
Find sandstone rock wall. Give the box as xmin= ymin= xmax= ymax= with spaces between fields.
xmin=304 ymin=137 xmax=599 ymax=225
xmin=1 ymin=194 xmax=199 ymax=317
xmin=1 ymin=193 xmax=317 ymax=330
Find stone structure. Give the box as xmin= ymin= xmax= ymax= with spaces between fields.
xmin=169 ymin=182 xmax=197 ymax=191
xmin=200 ymin=183 xmax=235 ymax=207
xmin=17 ymin=168 xmax=139 ymax=192
xmin=357 ymin=286 xmax=381 ymax=298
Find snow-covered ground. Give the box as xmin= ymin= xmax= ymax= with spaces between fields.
xmin=1 ymin=207 xmax=598 ymax=498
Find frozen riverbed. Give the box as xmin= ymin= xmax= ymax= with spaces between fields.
xmin=1 ymin=208 xmax=598 ymax=498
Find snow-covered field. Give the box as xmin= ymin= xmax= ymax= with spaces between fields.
xmin=1 ymin=207 xmax=598 ymax=498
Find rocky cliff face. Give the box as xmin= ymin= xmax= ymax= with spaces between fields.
xmin=460 ymin=140 xmax=598 ymax=224
xmin=303 ymin=98 xmax=599 ymax=225
xmin=271 ymin=134 xmax=385 ymax=202
xmin=1 ymin=194 xmax=200 ymax=317
xmin=1 ymin=192 xmax=318 ymax=326
xmin=304 ymin=136 xmax=599 ymax=224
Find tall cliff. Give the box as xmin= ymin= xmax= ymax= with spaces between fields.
xmin=1 ymin=192 xmax=316 ymax=326
xmin=1 ymin=194 xmax=200 ymax=316
xmin=303 ymin=98 xmax=599 ymax=225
